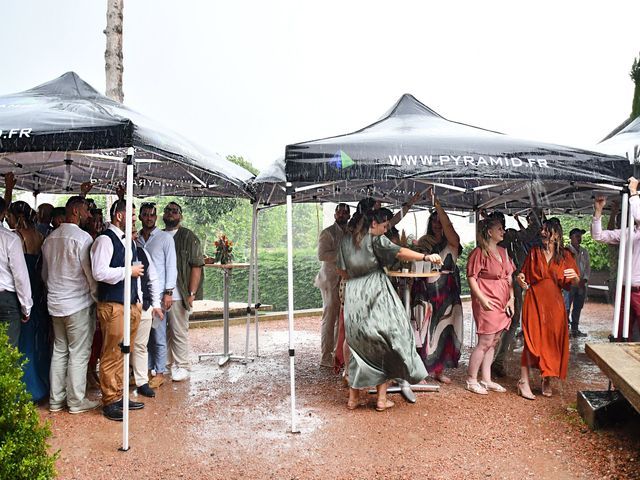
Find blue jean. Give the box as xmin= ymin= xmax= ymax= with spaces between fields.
xmin=564 ymin=286 xmax=586 ymax=331
xmin=148 ymin=310 xmax=167 ymax=374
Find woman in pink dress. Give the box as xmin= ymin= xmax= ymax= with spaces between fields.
xmin=466 ymin=217 xmax=516 ymax=395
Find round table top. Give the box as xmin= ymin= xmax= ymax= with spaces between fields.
xmin=385 ymin=270 xmax=450 ymax=278
xmin=204 ymin=262 xmax=250 ymax=269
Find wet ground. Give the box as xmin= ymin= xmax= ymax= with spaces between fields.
xmin=42 ymin=301 xmax=640 ymax=479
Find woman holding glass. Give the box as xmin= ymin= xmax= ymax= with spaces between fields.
xmin=337 ymin=209 xmax=442 ymax=411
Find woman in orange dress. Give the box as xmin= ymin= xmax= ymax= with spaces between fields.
xmin=466 ymin=217 xmax=515 ymax=395
xmin=516 ymin=218 xmax=579 ymax=400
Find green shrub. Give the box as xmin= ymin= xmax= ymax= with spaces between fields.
xmin=457 ymin=242 xmax=475 ymax=295
xmin=203 ymin=247 xmax=322 ymax=311
xmin=0 ymin=323 xmax=58 ymax=479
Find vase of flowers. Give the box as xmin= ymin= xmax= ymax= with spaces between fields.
xmin=213 ymin=234 xmax=234 ymax=265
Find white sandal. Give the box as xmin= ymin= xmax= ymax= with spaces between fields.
xmin=465 ymin=380 xmax=488 ymax=395
xmin=480 ymin=380 xmax=506 ymax=393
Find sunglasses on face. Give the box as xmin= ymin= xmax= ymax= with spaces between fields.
xmin=164 ymin=207 xmax=181 ymax=214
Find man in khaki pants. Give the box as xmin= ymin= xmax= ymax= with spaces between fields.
xmin=162 ymin=202 xmax=204 ymax=382
xmin=91 ymin=200 xmax=145 ymax=421
xmin=131 ymin=230 xmax=162 ymax=398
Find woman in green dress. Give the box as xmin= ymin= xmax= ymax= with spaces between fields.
xmin=337 ymin=209 xmax=442 ymax=411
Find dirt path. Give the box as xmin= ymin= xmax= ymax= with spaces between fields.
xmin=43 ymin=301 xmax=640 ymax=479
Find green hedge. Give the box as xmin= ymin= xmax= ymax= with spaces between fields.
xmin=202 ymin=244 xmax=476 ymax=311
xmin=203 ymin=248 xmax=322 ymax=311
xmin=0 ymin=324 xmax=58 ymax=479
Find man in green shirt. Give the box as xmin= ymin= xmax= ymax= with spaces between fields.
xmin=162 ymin=202 xmax=204 ymax=382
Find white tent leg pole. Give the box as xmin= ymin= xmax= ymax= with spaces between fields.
xmin=286 ymin=184 xmax=299 ymax=433
xmin=612 ymin=193 xmax=629 ymax=340
xmin=470 ymin=210 xmax=479 ymax=348
xmin=121 ymin=147 xmax=135 ymax=452
xmin=244 ymin=203 xmax=257 ymax=360
xmin=623 ymin=201 xmax=634 ymax=339
xmin=254 ymin=207 xmax=260 ymax=357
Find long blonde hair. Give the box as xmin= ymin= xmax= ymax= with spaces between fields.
xmin=477 ymin=217 xmax=502 ymax=257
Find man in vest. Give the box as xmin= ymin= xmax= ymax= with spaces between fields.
xmin=91 ymin=200 xmax=145 ymax=421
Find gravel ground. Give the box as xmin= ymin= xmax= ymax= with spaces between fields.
xmin=42 ymin=301 xmax=640 ymax=479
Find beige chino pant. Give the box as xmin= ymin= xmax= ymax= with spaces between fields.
xmin=132 ymin=308 xmax=153 ymax=386
xmin=166 ymin=300 xmax=191 ymax=370
xmin=49 ymin=305 xmax=96 ymax=409
xmin=97 ymin=302 xmax=142 ymax=405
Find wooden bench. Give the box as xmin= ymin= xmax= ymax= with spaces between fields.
xmin=190 ymin=300 xmax=273 ymax=321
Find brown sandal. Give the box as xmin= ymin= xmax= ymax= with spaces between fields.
xmin=375 ymin=399 xmax=395 ymax=412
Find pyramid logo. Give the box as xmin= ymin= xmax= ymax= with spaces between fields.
xmin=331 ymin=150 xmax=355 ymax=169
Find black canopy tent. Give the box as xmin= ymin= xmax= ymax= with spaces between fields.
xmin=254 ymin=94 xmax=633 ymax=433
xmin=0 ymin=72 xmax=258 ymax=450
xmin=257 ymin=94 xmax=630 ymax=213
xmin=0 ymin=72 xmax=255 ymax=198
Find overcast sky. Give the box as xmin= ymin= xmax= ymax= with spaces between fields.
xmin=3 ymin=1 xmax=640 ymax=172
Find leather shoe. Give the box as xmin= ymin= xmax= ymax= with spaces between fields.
xmin=136 ymin=383 xmax=155 ymax=398
xmin=149 ymin=375 xmax=165 ymax=389
xmin=102 ymin=403 xmax=123 ymax=421
xmin=114 ymin=399 xmax=145 ymax=410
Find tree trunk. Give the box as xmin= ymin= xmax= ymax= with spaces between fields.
xmin=104 ymin=0 xmax=124 ymax=103
xmin=630 ymin=54 xmax=640 ymax=120
xmin=104 ymin=0 xmax=124 ymax=217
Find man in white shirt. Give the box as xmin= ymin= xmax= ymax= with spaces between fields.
xmin=131 ymin=229 xmax=163 ymax=398
xmin=592 ymin=177 xmax=640 ymax=341
xmin=137 ymin=202 xmax=177 ymax=389
xmin=42 ymin=196 xmax=99 ymax=414
xmin=0 ymin=197 xmax=32 ymax=346
xmin=91 ymin=200 xmax=145 ymax=421
xmin=564 ymin=228 xmax=591 ymax=338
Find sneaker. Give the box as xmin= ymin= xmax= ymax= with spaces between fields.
xmin=149 ymin=374 xmax=165 ymax=389
xmin=571 ymin=330 xmax=588 ymax=338
xmin=49 ymin=402 xmax=66 ymax=413
xmin=114 ymin=399 xmax=145 ymax=410
xmin=171 ymin=367 xmax=190 ymax=382
xmin=103 ymin=403 xmax=123 ymax=421
xmin=69 ymin=398 xmax=101 ymax=414
xmin=135 ymin=383 xmax=155 ymax=398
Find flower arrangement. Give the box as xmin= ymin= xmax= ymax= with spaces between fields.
xmin=213 ymin=234 xmax=234 ymax=264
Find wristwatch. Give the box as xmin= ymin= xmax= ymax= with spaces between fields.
xmin=189 ymin=291 xmax=196 ymax=296
xmin=163 ymin=289 xmax=173 ymax=296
